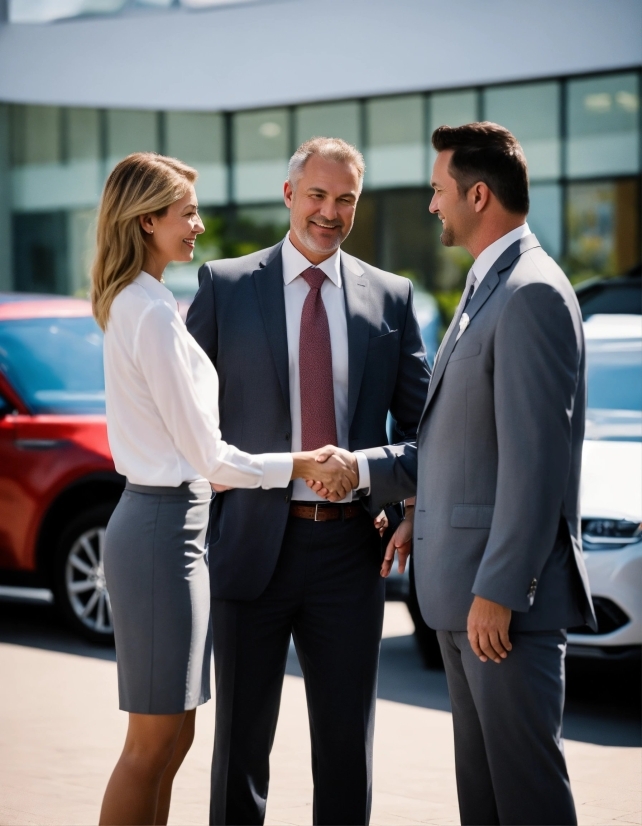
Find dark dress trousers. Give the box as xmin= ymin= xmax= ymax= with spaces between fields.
xmin=362 ymin=235 xmax=596 ymax=825
xmin=186 ymin=241 xmax=429 ymax=825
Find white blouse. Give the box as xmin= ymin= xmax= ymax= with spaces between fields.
xmin=103 ymin=271 xmax=294 ymax=488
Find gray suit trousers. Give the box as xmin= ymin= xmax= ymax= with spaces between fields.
xmin=437 ymin=630 xmax=577 ymax=826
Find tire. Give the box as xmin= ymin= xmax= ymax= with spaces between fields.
xmin=407 ymin=558 xmax=443 ymax=669
xmin=52 ymin=503 xmax=117 ymax=645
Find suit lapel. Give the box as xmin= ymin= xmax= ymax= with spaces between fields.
xmin=252 ymin=242 xmax=290 ymax=411
xmin=342 ymin=253 xmax=370 ymax=429
xmin=420 ymin=269 xmax=499 ymax=420
xmin=420 ymin=234 xmax=541 ymax=425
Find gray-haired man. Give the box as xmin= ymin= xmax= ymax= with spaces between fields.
xmin=187 ymin=138 xmax=429 ymax=825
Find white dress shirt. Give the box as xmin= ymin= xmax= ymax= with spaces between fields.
xmin=104 ymin=271 xmax=293 ymax=489
xmin=281 ymin=234 xmax=370 ymax=501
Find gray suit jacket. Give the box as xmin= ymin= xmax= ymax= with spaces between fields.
xmin=186 ymin=240 xmax=430 ymax=601
xmin=363 ymin=235 xmax=597 ymax=632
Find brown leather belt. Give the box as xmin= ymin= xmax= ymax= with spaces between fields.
xmin=289 ymin=501 xmax=363 ymax=522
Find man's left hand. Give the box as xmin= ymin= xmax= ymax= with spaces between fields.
xmin=467 ymin=595 xmax=512 ymax=664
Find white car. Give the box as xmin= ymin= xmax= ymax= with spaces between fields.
xmin=568 ymin=314 xmax=642 ymax=660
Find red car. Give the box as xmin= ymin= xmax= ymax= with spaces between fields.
xmin=0 ymin=293 xmax=122 ymax=643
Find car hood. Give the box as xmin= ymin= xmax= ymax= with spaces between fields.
xmin=581 ymin=439 xmax=642 ymax=522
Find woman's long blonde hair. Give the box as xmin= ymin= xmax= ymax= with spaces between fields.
xmin=91 ymin=152 xmax=198 ymax=330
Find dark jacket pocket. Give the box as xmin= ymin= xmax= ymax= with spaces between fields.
xmin=449 ymin=341 xmax=482 ymax=362
xmin=451 ymin=504 xmax=495 ymax=528
xmin=368 ymin=329 xmax=399 ymax=348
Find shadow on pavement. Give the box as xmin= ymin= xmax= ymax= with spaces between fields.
xmin=2 ymin=596 xmax=639 ymax=747
xmin=0 ymin=598 xmax=116 ymax=662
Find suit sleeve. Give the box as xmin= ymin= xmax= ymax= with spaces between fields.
xmin=185 ymin=262 xmax=218 ymax=363
xmin=360 ymin=279 xmax=429 ymax=510
xmin=472 ymin=283 xmax=583 ymax=612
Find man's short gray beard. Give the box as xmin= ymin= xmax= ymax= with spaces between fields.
xmin=299 ymin=224 xmax=346 ymax=255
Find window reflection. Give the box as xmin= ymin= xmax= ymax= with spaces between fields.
xmin=567 ymin=73 xmax=640 ymax=177
xmin=366 ymin=95 xmax=425 ymax=187
xmin=165 ymin=112 xmax=226 ymax=205
xmin=483 ymin=82 xmax=560 ymax=180
xmin=528 ymin=183 xmax=562 ymax=260
xmin=233 ymin=109 xmax=289 ymax=203
xmin=295 ymin=101 xmax=360 ymax=148
xmin=427 ymin=89 xmax=478 ymax=173
xmin=566 ymin=179 xmax=641 ymax=280
xmin=10 ymin=105 xmax=101 ymax=212
xmin=106 ymin=109 xmax=159 ymax=172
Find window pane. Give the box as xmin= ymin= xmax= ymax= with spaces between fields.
xmin=106 ymin=109 xmax=159 ymax=170
xmin=427 ymin=90 xmax=478 ymax=173
xmin=566 ymin=178 xmax=641 ymax=280
xmin=67 ymin=108 xmax=100 ymax=162
xmin=165 ymin=111 xmax=226 ymax=205
xmin=365 ymin=95 xmax=425 ymax=187
xmin=233 ymin=109 xmax=289 ymax=203
xmin=528 ymin=183 xmax=562 ymax=260
xmin=10 ymin=106 xmax=101 ymax=212
xmin=483 ymin=82 xmax=560 ymax=180
xmin=10 ymin=105 xmax=61 ymax=166
xmin=567 ymin=73 xmax=640 ymax=177
xmin=295 ymin=101 xmax=360 ymax=148
xmin=13 ymin=211 xmax=68 ymax=294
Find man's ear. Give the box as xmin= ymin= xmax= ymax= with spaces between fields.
xmin=471 ymin=182 xmax=491 ymax=213
xmin=283 ymin=180 xmax=294 ymax=209
xmin=139 ymin=213 xmax=154 ymax=235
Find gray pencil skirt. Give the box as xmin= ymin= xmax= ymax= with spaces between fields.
xmin=103 ymin=479 xmax=213 ymax=714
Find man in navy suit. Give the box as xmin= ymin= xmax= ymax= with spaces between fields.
xmin=187 ymin=137 xmax=429 ymax=825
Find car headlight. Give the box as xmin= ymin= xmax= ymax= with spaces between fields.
xmin=582 ymin=519 xmax=642 ymax=550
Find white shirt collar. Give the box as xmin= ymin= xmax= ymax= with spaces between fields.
xmin=472 ymin=223 xmax=531 ymax=286
xmin=135 ymin=271 xmax=177 ymax=306
xmin=281 ymin=232 xmax=342 ymax=288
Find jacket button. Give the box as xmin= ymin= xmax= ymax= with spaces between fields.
xmin=284 ymin=494 xmax=290 ymax=502
xmin=285 ymin=433 xmax=290 ymax=440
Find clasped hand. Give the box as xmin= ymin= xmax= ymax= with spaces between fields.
xmin=292 ymin=445 xmax=359 ymax=499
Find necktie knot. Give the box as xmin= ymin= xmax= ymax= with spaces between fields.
xmin=301 ymin=267 xmax=327 ymax=291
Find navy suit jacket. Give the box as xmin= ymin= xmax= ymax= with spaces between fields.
xmin=186 ymin=240 xmax=430 ymax=600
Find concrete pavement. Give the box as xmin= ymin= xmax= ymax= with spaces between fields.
xmin=0 ymin=599 xmax=640 ymax=825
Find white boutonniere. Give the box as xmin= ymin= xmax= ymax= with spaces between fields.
xmin=456 ymin=313 xmax=470 ymax=341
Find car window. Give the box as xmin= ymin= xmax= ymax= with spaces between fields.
xmin=0 ymin=317 xmax=105 ymax=414
xmin=585 ymin=338 xmax=642 ymax=441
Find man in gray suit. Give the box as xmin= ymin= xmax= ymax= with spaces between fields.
xmin=316 ymin=123 xmax=596 ymax=825
xmin=186 ymin=137 xmax=429 ymax=825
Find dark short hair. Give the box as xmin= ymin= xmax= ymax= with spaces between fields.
xmin=431 ymin=122 xmax=529 ymax=215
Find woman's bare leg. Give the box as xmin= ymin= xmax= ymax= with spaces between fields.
xmin=99 ymin=712 xmax=187 ymax=826
xmin=154 ymin=709 xmax=196 ymax=825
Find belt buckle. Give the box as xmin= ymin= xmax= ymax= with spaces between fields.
xmin=314 ymin=503 xmax=322 ymax=522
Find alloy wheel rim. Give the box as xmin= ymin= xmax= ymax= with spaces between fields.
xmin=64 ymin=527 xmax=113 ymax=635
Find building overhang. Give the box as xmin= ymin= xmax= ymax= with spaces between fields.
xmin=0 ymin=0 xmax=641 ymax=112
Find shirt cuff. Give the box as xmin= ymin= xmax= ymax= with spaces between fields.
xmin=258 ymin=453 xmax=294 ymax=489
xmin=354 ymin=451 xmax=371 ymax=495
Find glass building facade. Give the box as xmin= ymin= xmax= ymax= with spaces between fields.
xmin=1 ymin=68 xmax=640 ymax=303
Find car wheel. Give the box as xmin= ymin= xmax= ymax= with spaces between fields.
xmin=407 ymin=558 xmax=443 ymax=669
xmin=52 ymin=504 xmax=117 ymax=645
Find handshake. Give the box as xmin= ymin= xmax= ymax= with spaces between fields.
xmin=210 ymin=446 xmax=360 ymax=501
xmin=292 ymin=445 xmax=360 ymax=501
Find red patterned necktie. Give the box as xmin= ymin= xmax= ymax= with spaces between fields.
xmin=299 ymin=267 xmax=338 ymax=451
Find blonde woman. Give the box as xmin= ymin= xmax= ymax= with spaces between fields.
xmin=93 ymin=153 xmax=356 ymax=826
